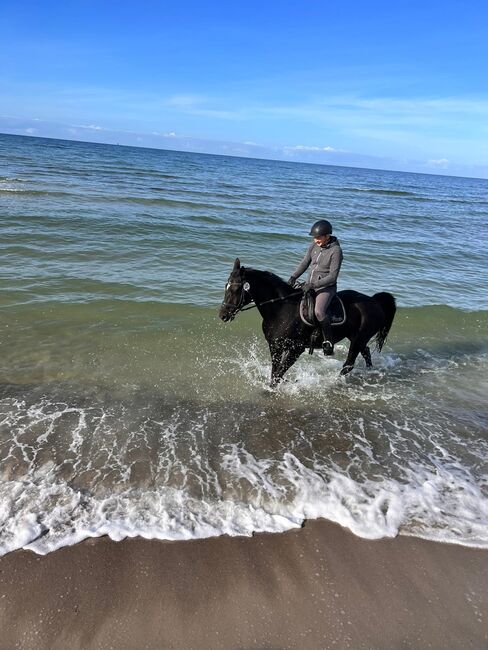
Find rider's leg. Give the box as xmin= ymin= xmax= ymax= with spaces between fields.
xmin=314 ymin=288 xmax=336 ymax=356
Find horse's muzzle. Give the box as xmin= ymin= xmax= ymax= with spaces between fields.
xmin=219 ymin=305 xmax=236 ymax=322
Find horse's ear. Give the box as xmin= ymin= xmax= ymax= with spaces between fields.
xmin=234 ymin=258 xmax=241 ymax=269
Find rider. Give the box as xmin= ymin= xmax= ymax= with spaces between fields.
xmin=288 ymin=219 xmax=343 ymax=356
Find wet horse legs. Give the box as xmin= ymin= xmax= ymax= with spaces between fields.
xmin=269 ymin=340 xmax=304 ymax=387
xmin=341 ymin=339 xmax=373 ymax=375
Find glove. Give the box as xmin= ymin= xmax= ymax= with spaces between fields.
xmin=287 ymin=276 xmax=297 ymax=286
xmin=302 ymin=282 xmax=314 ymax=294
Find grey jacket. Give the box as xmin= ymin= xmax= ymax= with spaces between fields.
xmin=292 ymin=237 xmax=343 ymax=290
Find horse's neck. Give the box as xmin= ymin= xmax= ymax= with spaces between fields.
xmin=245 ymin=270 xmax=289 ymax=315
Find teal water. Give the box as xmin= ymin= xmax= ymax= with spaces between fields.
xmin=0 ymin=133 xmax=487 ymax=554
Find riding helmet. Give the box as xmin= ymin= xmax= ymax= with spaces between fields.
xmin=309 ymin=219 xmax=332 ymax=236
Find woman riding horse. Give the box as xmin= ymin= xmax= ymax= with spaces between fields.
xmin=219 ymin=259 xmax=396 ymax=386
xmin=288 ymin=219 xmax=343 ymax=357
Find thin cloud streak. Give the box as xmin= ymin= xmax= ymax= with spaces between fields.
xmin=4 ymin=78 xmax=488 ymax=137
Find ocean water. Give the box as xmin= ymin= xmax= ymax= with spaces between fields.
xmin=0 ymin=132 xmax=487 ymax=555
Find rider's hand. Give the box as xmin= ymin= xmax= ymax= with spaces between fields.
xmin=302 ymin=282 xmax=314 ymax=294
xmin=287 ymin=276 xmax=297 ymax=286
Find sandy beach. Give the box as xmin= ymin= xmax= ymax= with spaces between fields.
xmin=1 ymin=520 xmax=487 ymax=649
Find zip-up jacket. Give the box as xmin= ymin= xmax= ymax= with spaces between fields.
xmin=292 ymin=237 xmax=343 ymax=291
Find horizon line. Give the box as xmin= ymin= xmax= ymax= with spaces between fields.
xmin=2 ymin=130 xmax=487 ymax=183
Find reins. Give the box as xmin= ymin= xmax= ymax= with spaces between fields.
xmin=221 ymin=279 xmax=303 ymax=316
xmin=240 ymin=291 xmax=303 ymax=311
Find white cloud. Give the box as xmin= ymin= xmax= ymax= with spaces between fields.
xmin=284 ymin=145 xmax=337 ymax=152
xmin=25 ymin=127 xmax=37 ymax=134
xmin=427 ymin=158 xmax=450 ymax=167
xmin=77 ymin=124 xmax=104 ymax=131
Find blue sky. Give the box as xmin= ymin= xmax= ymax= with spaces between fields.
xmin=1 ymin=0 xmax=488 ymax=177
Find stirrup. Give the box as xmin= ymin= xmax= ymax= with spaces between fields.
xmin=323 ymin=340 xmax=334 ymax=356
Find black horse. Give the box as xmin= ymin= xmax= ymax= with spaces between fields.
xmin=219 ymin=258 xmax=396 ymax=386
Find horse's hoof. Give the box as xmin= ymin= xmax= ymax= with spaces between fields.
xmin=340 ymin=365 xmax=354 ymax=376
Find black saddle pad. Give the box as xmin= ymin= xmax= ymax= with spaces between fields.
xmin=300 ymin=293 xmax=346 ymax=327
xmin=328 ymin=295 xmax=346 ymax=324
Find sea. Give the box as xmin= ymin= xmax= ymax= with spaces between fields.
xmin=0 ymin=132 xmax=487 ymax=555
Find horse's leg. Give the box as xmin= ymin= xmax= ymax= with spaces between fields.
xmin=361 ymin=345 xmax=373 ymax=368
xmin=340 ymin=338 xmax=363 ymax=376
xmin=279 ymin=344 xmax=304 ymax=382
xmin=269 ymin=341 xmax=303 ymax=387
xmin=269 ymin=341 xmax=285 ymax=387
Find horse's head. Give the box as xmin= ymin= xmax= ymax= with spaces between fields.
xmin=219 ymin=258 xmax=252 ymax=322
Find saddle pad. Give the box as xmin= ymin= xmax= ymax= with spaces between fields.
xmin=328 ymin=296 xmax=346 ymax=325
xmin=300 ymin=294 xmax=346 ymax=327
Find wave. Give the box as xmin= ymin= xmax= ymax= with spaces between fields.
xmin=339 ymin=186 xmax=488 ymax=206
xmin=0 ymin=382 xmax=487 ymax=556
xmin=446 ymin=197 xmax=488 ymax=205
xmin=394 ymin=303 xmax=487 ymax=323
xmin=1 ymin=460 xmax=487 ymax=556
xmin=388 ymin=305 xmax=488 ymax=353
xmin=0 ymin=188 xmax=76 ymax=198
xmin=342 ymin=187 xmax=419 ymax=197
xmin=0 ymin=186 xmax=235 ymax=211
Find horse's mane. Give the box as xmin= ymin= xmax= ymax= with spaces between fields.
xmin=243 ymin=268 xmax=294 ymax=293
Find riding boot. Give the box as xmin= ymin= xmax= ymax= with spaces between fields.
xmin=318 ymin=316 xmax=334 ymax=356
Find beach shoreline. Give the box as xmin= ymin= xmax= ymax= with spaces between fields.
xmin=1 ymin=519 xmax=487 ymax=650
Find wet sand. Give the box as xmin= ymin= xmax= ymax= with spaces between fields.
xmin=0 ymin=520 xmax=487 ymax=649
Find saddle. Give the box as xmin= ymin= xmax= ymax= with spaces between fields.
xmin=299 ymin=291 xmax=346 ymax=328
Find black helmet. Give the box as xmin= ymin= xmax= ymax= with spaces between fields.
xmin=309 ymin=219 xmax=332 ymax=236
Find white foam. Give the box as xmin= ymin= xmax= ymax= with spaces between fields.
xmin=1 ymin=346 xmax=487 ymax=555
xmin=1 ymin=442 xmax=487 ymax=556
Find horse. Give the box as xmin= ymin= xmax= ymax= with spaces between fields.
xmin=219 ymin=258 xmax=396 ymax=387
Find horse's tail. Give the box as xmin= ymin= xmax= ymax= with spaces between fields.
xmin=372 ymin=292 xmax=396 ymax=352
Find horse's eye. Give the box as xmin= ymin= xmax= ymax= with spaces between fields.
xmin=225 ymin=282 xmax=231 ymax=290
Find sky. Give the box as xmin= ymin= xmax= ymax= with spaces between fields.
xmin=1 ymin=0 xmax=488 ymax=178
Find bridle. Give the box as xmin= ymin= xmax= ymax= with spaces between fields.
xmin=221 ymin=280 xmax=251 ymax=313
xmin=221 ymin=278 xmax=303 ymax=317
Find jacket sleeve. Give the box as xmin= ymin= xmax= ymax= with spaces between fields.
xmin=313 ymin=247 xmax=343 ymax=289
xmin=292 ymin=244 xmax=313 ymax=278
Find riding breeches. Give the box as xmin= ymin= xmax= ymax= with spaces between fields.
xmin=314 ymin=287 xmax=336 ymax=323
